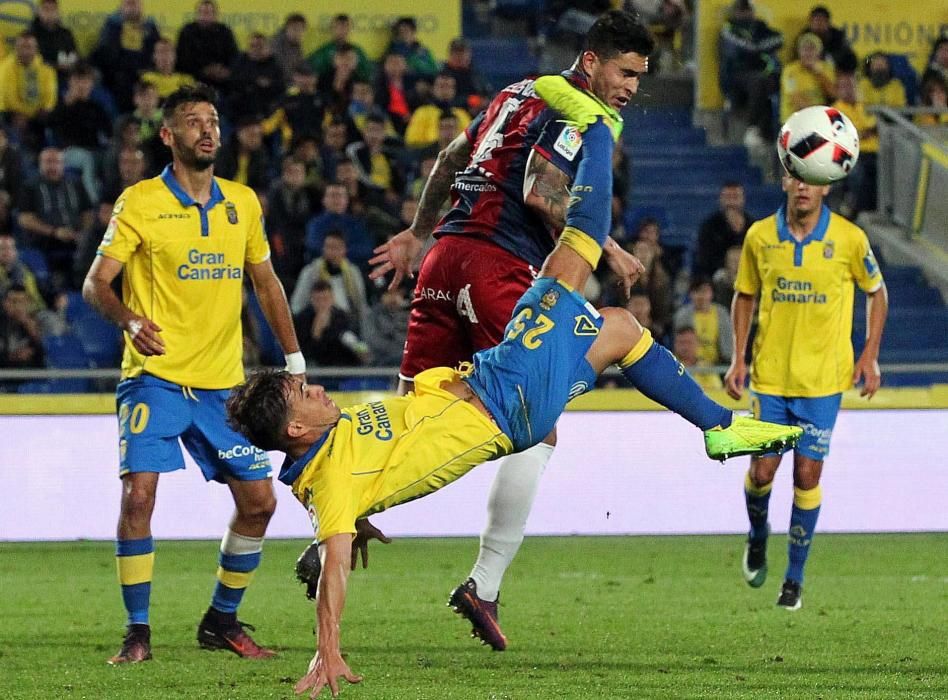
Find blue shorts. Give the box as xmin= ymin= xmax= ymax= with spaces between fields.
xmin=751 ymin=391 xmax=842 ymax=461
xmin=467 ymin=278 xmax=601 ymax=452
xmin=116 ymin=374 xmax=271 ymax=483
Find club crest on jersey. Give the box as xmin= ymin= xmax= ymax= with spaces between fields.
xmin=225 ymin=201 xmax=238 ymax=224
xmin=554 ymin=125 xmax=582 ymax=161
xmin=823 ymin=239 xmax=834 ymax=259
xmin=539 ymin=288 xmax=560 ymax=310
xmin=573 ymin=314 xmax=599 ymax=336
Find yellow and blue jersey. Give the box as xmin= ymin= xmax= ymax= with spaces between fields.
xmin=735 ymin=205 xmax=884 ymax=397
xmin=98 ymin=165 xmax=271 ymax=389
xmin=281 ymin=368 xmax=513 ymax=542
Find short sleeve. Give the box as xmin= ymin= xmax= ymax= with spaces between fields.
xmin=734 ymin=228 xmax=761 ymax=295
xmin=97 ymin=188 xmax=142 ymax=263
xmin=532 ymin=115 xmax=583 ymax=179
xmin=244 ymin=194 xmax=271 ymax=265
xmin=850 ymin=229 xmax=884 ymax=293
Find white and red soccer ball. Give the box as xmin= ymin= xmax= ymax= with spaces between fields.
xmin=777 ymin=105 xmax=860 ymax=185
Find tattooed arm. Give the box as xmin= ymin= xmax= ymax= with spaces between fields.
xmin=411 ymin=131 xmax=474 ymax=239
xmin=523 ymin=149 xmax=571 ymax=231
xmin=368 ymin=131 xmax=473 ymax=289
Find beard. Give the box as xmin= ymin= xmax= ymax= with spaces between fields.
xmin=176 ymin=140 xmax=218 ymax=171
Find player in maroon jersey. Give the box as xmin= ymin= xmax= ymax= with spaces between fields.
xmin=298 ymin=9 xmax=654 ymax=651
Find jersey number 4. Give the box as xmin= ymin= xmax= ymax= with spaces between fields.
xmin=506 ymin=307 xmax=555 ymax=349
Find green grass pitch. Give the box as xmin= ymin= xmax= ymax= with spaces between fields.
xmin=2 ymin=534 xmax=946 ymax=699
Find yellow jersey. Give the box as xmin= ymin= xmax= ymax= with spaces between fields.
xmin=830 ymin=99 xmax=878 ymax=153
xmin=139 ymin=71 xmax=196 ymax=99
xmin=858 ymin=77 xmax=906 ymax=108
xmin=282 ymin=368 xmax=513 ymax=542
xmin=735 ymin=206 xmax=884 ymax=397
xmin=780 ymin=60 xmax=835 ymax=123
xmin=98 ymin=165 xmax=271 ymax=389
xmin=0 ymin=55 xmax=57 ymax=117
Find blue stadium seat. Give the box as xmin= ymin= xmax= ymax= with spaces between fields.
xmin=17 ymin=378 xmax=92 ymax=393
xmin=73 ymin=314 xmax=122 ymax=368
xmin=17 ymin=247 xmax=50 ymax=289
xmin=44 ymin=333 xmax=91 ymax=369
xmin=64 ymin=291 xmax=98 ymax=323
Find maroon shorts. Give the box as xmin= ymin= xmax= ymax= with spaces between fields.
xmin=399 ymin=235 xmax=537 ymax=381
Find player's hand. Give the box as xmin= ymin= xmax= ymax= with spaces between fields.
xmin=351 ymin=518 xmax=392 ymax=570
xmin=724 ymin=359 xmax=748 ymax=400
xmin=294 ymin=648 xmax=362 ymax=699
xmin=603 ymin=238 xmax=645 ymax=300
xmin=368 ymin=229 xmax=425 ymax=291
xmin=853 ymin=353 xmax=881 ymax=399
xmin=124 ymin=315 xmax=165 ymax=356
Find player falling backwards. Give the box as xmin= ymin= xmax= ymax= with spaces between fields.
xmin=227 ymin=79 xmax=803 ymax=698
xmin=296 ymin=9 xmax=652 ymax=652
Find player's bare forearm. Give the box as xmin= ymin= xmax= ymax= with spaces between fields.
xmin=413 ymin=132 xmax=472 ymax=237
xmin=524 ymin=150 xmax=570 ymax=231
xmin=863 ymin=284 xmax=888 ymax=359
xmin=247 ymin=259 xmax=300 ymax=355
xmin=316 ymin=534 xmax=351 ymax=654
xmin=730 ymin=292 xmax=756 ymax=361
xmin=82 ymin=255 xmax=134 ymax=328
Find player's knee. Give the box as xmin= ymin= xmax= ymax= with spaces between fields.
xmin=121 ymin=482 xmax=156 ymax=519
xmin=600 ymin=307 xmax=644 ymax=348
xmin=239 ymin=492 xmax=277 ymax=524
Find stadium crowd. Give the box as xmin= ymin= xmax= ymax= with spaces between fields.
xmin=0 ymin=0 xmax=944 ymax=390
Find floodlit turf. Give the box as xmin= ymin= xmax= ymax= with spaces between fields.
xmin=2 ymin=534 xmax=946 ymax=699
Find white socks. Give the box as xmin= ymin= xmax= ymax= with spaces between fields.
xmin=469 ymin=442 xmax=554 ymax=601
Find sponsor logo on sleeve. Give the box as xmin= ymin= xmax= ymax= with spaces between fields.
xmin=553 ymin=125 xmax=582 ymax=161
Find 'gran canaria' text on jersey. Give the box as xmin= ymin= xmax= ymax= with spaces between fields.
xmin=177 ymin=248 xmax=244 ymax=281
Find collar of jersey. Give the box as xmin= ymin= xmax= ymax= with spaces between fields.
xmin=776 ymin=204 xmax=830 ymax=245
xmin=561 ymin=67 xmax=590 ymax=91
xmin=160 ymin=164 xmax=225 ymax=211
xmin=278 ymin=414 xmax=350 ymax=485
xmin=777 ymin=204 xmax=830 ymax=266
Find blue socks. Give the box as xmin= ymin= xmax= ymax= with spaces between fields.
xmin=116 ymin=536 xmax=154 ymax=626
xmin=210 ymin=529 xmax=263 ymax=614
xmin=787 ymin=485 xmax=822 ymax=584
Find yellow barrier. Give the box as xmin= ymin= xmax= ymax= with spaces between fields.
xmin=0 ymin=0 xmax=460 ymax=60
xmin=3 ymin=385 xmax=946 ymax=416
xmin=697 ymin=0 xmax=948 ymax=111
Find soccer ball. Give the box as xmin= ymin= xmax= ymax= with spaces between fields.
xmin=776 ymin=105 xmax=860 ymax=185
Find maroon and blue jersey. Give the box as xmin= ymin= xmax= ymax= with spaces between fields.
xmin=435 ymin=73 xmax=589 ymax=270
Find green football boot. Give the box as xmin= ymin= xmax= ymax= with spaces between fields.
xmin=704 ymin=416 xmax=802 ymax=461
xmin=533 ymin=75 xmax=624 ymax=142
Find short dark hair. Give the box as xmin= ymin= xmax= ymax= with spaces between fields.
xmin=162 ymin=84 xmax=218 ymax=123
xmin=721 ymin=180 xmax=744 ymax=190
xmin=809 ymin=5 xmax=830 ymax=19
xmin=689 ymin=276 xmax=713 ymax=292
xmin=285 ymin=12 xmax=306 ymax=25
xmin=333 ymin=13 xmax=350 ymax=23
xmin=226 ymin=369 xmax=292 ymax=451
xmin=585 ymin=10 xmax=655 ymax=60
xmin=675 ymin=325 xmax=697 ymax=337
xmin=323 ymin=230 xmax=346 ymax=244
xmin=394 ymin=16 xmax=416 ymax=32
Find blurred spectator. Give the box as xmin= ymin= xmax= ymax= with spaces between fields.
xmin=292 ymin=230 xmax=369 ymax=333
xmin=375 ymin=52 xmax=414 ymax=135
xmin=859 ymin=53 xmax=907 ymax=108
xmin=630 ymin=237 xmax=672 ymax=342
xmin=830 ymin=71 xmax=879 ymax=217
xmin=101 ymin=146 xmax=146 ymax=208
xmin=230 ymin=31 xmax=285 ymax=118
xmin=91 ymin=0 xmax=160 ymax=111
xmin=366 ymin=282 xmax=410 ymax=367
xmin=294 ymin=279 xmax=371 ymax=368
xmin=387 ymin=17 xmax=439 ymax=80
xmin=780 ymin=33 xmax=835 ymax=123
xmin=307 ymin=14 xmax=372 ymax=83
xmin=441 ymin=37 xmax=487 ymax=107
xmin=693 ymin=181 xmax=754 ymax=279
xmin=127 ymin=81 xmax=166 ymax=171
xmin=0 ymin=234 xmax=47 ymax=313
xmin=240 ymin=284 xmax=263 ymax=367
xmin=915 ymin=72 xmax=948 ymax=127
xmin=926 ymin=35 xmax=948 ymax=85
xmin=711 ymin=245 xmax=742 ymax=308
xmin=176 ymin=0 xmax=237 ymax=96
xmin=0 ymin=191 xmax=12 ymax=236
xmin=718 ymin=0 xmax=783 ymax=147
xmin=304 ymin=183 xmax=372 ymax=267
xmin=332 ymin=158 xmax=373 ymax=216
xmin=0 ymin=284 xmax=45 ymax=377
xmin=17 ymin=147 xmax=93 ymax=291
xmin=73 ymin=200 xmax=114 ymax=290
xmin=796 ymin=6 xmax=856 ymax=73
xmin=0 ymin=31 xmax=58 ymax=150
xmin=348 ymin=79 xmax=396 ymax=136
xmin=405 ymin=73 xmax=472 ymax=149
xmin=672 ymin=326 xmax=723 ymax=390
xmin=317 ymin=43 xmax=359 ymax=113
xmin=673 ymin=277 xmax=732 ymax=366
xmin=417 ymin=110 xmax=461 ymax=164
xmin=347 ymin=113 xmax=405 ymax=204
xmin=271 ymin=13 xmax=308 ymax=85
xmin=140 ymin=38 xmax=195 ymax=100
xmin=633 ymin=0 xmax=689 ymax=73
xmin=267 ymin=62 xmax=328 ymax=147
xmin=0 ymin=128 xmax=24 ymax=201
xmin=288 ymin=135 xmax=326 ymax=191
xmin=30 ymin=0 xmax=78 ymax=79
xmin=319 ymin=120 xmax=351 ymax=183
xmin=216 ymin=116 xmax=271 ymax=192
xmin=625 ymin=291 xmax=662 ymax=340
xmin=266 ymin=157 xmax=317 ymax=288
xmin=48 ymin=62 xmax=111 ymax=202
